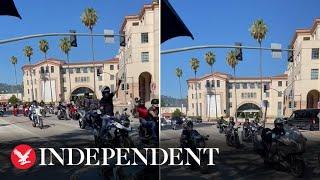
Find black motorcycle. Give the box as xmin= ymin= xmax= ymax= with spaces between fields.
xmin=226 ymin=126 xmax=241 ymax=148
xmin=57 ymin=106 xmax=68 ymax=120
xmin=256 ymin=127 xmax=306 ymax=177
xmin=181 ymin=130 xmax=210 ymax=173
xmin=93 ymin=109 xmax=133 ymax=148
xmin=241 ymin=124 xmax=258 ymax=142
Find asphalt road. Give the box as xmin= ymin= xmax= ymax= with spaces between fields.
xmin=160 ymin=122 xmax=320 ymax=180
xmin=0 ymin=112 xmax=143 ymax=180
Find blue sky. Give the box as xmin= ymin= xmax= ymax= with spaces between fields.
xmin=0 ymin=0 xmax=151 ymax=85
xmin=161 ymin=0 xmax=320 ymax=98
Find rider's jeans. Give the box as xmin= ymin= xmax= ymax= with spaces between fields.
xmin=99 ymin=116 xmax=112 ymax=137
xmin=140 ymin=118 xmax=157 ymax=138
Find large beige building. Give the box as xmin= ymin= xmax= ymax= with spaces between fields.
xmin=117 ymin=2 xmax=159 ymax=105
xmin=22 ymin=58 xmax=118 ymax=103
xmin=187 ymin=72 xmax=288 ymax=121
xmin=284 ymin=18 xmax=320 ymax=116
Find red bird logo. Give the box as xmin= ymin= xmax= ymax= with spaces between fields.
xmin=11 ymin=144 xmax=36 ymax=170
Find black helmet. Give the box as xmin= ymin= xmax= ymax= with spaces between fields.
xmin=101 ymin=86 xmax=111 ymax=95
xmin=274 ymin=118 xmax=284 ymax=126
xmin=139 ymin=99 xmax=145 ymax=105
xmin=151 ymin=99 xmax=159 ymax=105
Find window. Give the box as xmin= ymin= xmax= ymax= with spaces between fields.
xmin=286 ymin=81 xmax=288 ymax=86
xmin=40 ymin=67 xmax=45 ymax=74
xmin=303 ymin=36 xmax=310 ymax=41
xmin=35 ymin=88 xmax=37 ymax=97
xmin=242 ymin=83 xmax=247 ymax=89
xmin=141 ymin=33 xmax=148 ymax=43
xmin=33 ymin=70 xmax=36 ymax=75
xmin=90 ymin=67 xmax=94 ymax=72
xmin=132 ymin=22 xmax=139 ymax=26
xmin=250 ymin=83 xmax=255 ymax=89
xmin=110 ymin=65 xmax=114 ymax=70
xmin=278 ymin=81 xmax=282 ymax=87
xmin=99 ymin=85 xmax=103 ymax=90
xmin=76 ymin=68 xmax=81 ymax=73
xmin=110 ymin=75 xmax=114 ymax=80
xmin=229 ymin=92 xmax=232 ymax=98
xmin=312 ymin=48 xmax=319 ymax=59
xmin=192 ymin=94 xmax=194 ymax=99
xmin=141 ymin=52 xmax=149 ymax=62
xmin=198 ymin=83 xmax=201 ymax=90
xmin=69 ymin=68 xmax=73 ymax=74
xmin=46 ymin=66 xmax=49 ymax=73
xmin=27 ymin=80 xmax=29 ymax=85
xmin=51 ymin=66 xmax=54 ymax=73
xmin=192 ymin=103 xmax=194 ymax=109
xmin=27 ymin=89 xmax=29 ymax=94
xmin=206 ymin=80 xmax=210 ymax=88
xmin=257 ymin=82 xmax=262 ymax=88
xmin=110 ymin=84 xmax=114 ymax=92
xmin=98 ymin=76 xmax=102 ymax=81
xmin=83 ymin=67 xmax=88 ymax=73
xmin=229 ymin=102 xmax=232 ymax=108
xmin=211 ymin=80 xmax=215 ymax=87
xmin=228 ymin=83 xmax=233 ymax=89
xmin=62 ymin=78 xmax=65 ymax=83
xmin=62 ymin=68 xmax=66 ymax=74
xmin=235 ymin=83 xmax=240 ymax=89
xmin=278 ymin=91 xmax=282 ymax=97
xmin=26 ymin=71 xmax=28 ymax=76
xmin=63 ymin=87 xmax=67 ymax=92
xmin=217 ymin=80 xmax=220 ymax=87
xmin=311 ymin=69 xmax=319 ymax=80
xmin=266 ymin=92 xmax=270 ymax=97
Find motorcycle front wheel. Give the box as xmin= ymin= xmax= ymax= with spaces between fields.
xmin=290 ymin=155 xmax=305 ymax=178
xmin=39 ymin=118 xmax=43 ymax=129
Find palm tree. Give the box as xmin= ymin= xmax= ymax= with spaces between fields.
xmin=190 ymin=58 xmax=200 ymax=117
xmin=205 ymin=51 xmax=218 ymax=121
xmin=175 ymin=67 xmax=183 ymax=112
xmin=10 ymin=56 xmax=18 ymax=97
xmin=250 ymin=19 xmax=268 ymax=118
xmin=59 ymin=37 xmax=72 ymax=102
xmin=226 ymin=50 xmax=239 ymax=122
xmin=39 ymin=39 xmax=53 ymax=103
xmin=23 ymin=46 xmax=34 ymax=101
xmin=81 ymin=8 xmax=98 ymax=97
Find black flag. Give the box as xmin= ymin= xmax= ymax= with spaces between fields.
xmin=161 ymin=0 xmax=193 ymax=43
xmin=0 ymin=0 xmax=21 ymax=19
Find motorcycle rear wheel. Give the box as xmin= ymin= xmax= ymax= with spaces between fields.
xmin=291 ymin=157 xmax=305 ymax=177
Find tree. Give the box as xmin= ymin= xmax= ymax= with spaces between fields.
xmin=23 ymin=46 xmax=34 ymax=101
xmin=175 ymin=67 xmax=183 ymax=111
xmin=8 ymin=95 xmax=19 ymax=105
xmin=226 ymin=50 xmax=239 ymax=122
xmin=10 ymin=56 xmax=18 ymax=97
xmin=59 ymin=37 xmax=72 ymax=102
xmin=39 ymin=39 xmax=53 ymax=103
xmin=81 ymin=8 xmax=98 ymax=97
xmin=172 ymin=108 xmax=182 ymax=118
xmin=250 ymin=19 xmax=268 ymax=119
xmin=190 ymin=57 xmax=200 ymax=117
xmin=205 ymin=51 xmax=218 ymax=121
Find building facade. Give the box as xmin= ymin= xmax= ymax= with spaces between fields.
xmin=22 ymin=58 xmax=118 ymax=103
xmin=117 ymin=2 xmax=159 ymax=105
xmin=284 ymin=18 xmax=320 ymax=116
xmin=187 ymin=72 xmax=287 ymax=121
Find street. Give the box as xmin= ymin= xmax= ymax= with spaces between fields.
xmin=160 ymin=123 xmax=320 ymax=180
xmin=0 ymin=112 xmax=141 ymax=180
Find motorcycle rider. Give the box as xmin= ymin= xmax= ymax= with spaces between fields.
xmin=148 ymin=99 xmax=159 ymax=139
xmin=28 ymin=100 xmax=38 ymax=121
xmin=218 ymin=116 xmax=224 ymax=127
xmin=137 ymin=99 xmax=157 ymax=139
xmin=272 ymin=118 xmax=286 ymax=138
xmin=180 ymin=120 xmax=199 ymax=169
xmin=265 ymin=118 xmax=286 ymax=161
xmin=243 ymin=118 xmax=250 ymax=134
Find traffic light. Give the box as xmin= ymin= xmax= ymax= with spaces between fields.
xmin=287 ymin=45 xmax=293 ymax=62
xmin=235 ymin=42 xmax=243 ymax=61
xmin=120 ymin=35 xmax=126 ymax=47
xmin=69 ymin=30 xmax=77 ymax=47
xmin=97 ymin=68 xmax=102 ymax=77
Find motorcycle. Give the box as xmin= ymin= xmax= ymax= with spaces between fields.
xmin=31 ymin=106 xmax=44 ymax=129
xmin=241 ymin=123 xmax=258 ymax=142
xmin=259 ymin=127 xmax=306 ymax=177
xmin=0 ymin=108 xmax=4 ymax=117
xmin=23 ymin=107 xmax=29 ymax=117
xmin=57 ymin=106 xmax=68 ymax=120
xmin=226 ymin=126 xmax=241 ymax=148
xmin=48 ymin=106 xmax=54 ymax=114
xmin=93 ymin=109 xmax=133 ymax=148
xmin=219 ymin=124 xmax=228 ymax=134
xmin=181 ymin=130 xmax=210 ymax=173
xmin=69 ymin=105 xmax=80 ymax=120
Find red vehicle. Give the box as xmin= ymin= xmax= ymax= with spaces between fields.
xmin=68 ymin=104 xmax=79 ymax=120
xmin=12 ymin=104 xmax=18 ymax=116
xmin=23 ymin=104 xmax=29 ymax=117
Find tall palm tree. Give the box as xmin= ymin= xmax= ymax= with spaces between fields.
xmin=190 ymin=58 xmax=200 ymax=117
xmin=226 ymin=50 xmax=239 ymax=122
xmin=39 ymin=39 xmax=53 ymax=103
xmin=175 ymin=67 xmax=183 ymax=112
xmin=205 ymin=51 xmax=218 ymax=121
xmin=23 ymin=46 xmax=34 ymax=101
xmin=250 ymin=19 xmax=268 ymax=118
xmin=10 ymin=56 xmax=18 ymax=97
xmin=81 ymin=8 xmax=98 ymax=98
xmin=59 ymin=37 xmax=72 ymax=102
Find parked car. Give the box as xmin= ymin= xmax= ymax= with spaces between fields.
xmin=192 ymin=117 xmax=202 ymax=123
xmin=287 ymin=109 xmax=320 ymax=131
xmin=171 ymin=117 xmax=184 ymax=130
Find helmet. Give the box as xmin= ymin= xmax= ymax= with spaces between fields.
xmin=101 ymin=86 xmax=111 ymax=95
xmin=151 ymin=99 xmax=159 ymax=105
xmin=185 ymin=120 xmax=193 ymax=129
xmin=84 ymin=92 xmax=90 ymax=97
xmin=139 ymin=99 xmax=145 ymax=105
xmin=274 ymin=118 xmax=284 ymax=126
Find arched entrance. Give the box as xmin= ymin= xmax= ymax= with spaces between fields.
xmin=139 ymin=72 xmax=152 ymax=102
xmin=70 ymin=87 xmax=94 ymax=102
xmin=237 ymin=103 xmax=261 ymax=119
xmin=307 ymin=90 xmax=320 ymax=108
